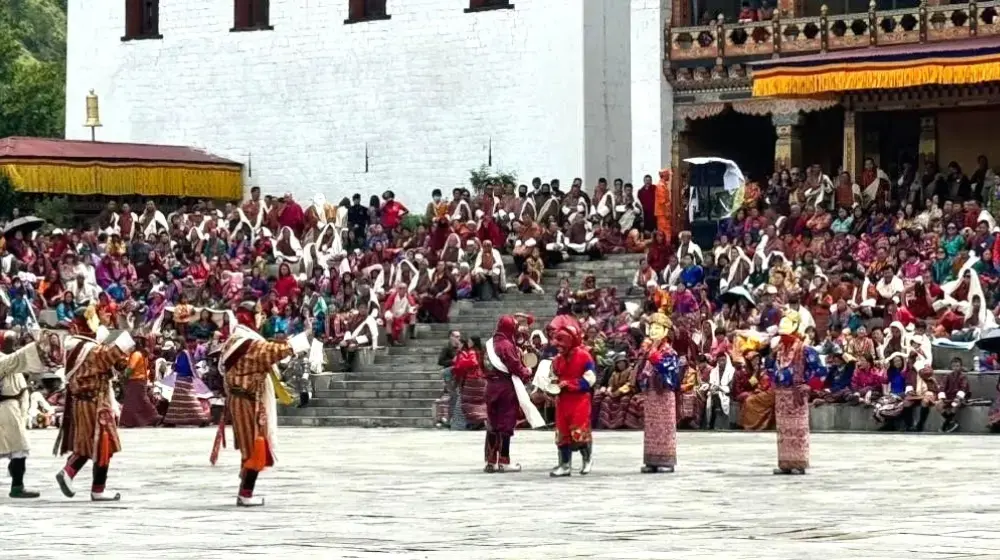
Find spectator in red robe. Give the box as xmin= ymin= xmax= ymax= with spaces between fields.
xmin=477 ymin=215 xmax=504 ymax=249
xmin=273 ymin=263 xmax=300 ymax=300
xmin=278 ymin=194 xmax=306 ymax=239
xmin=380 ymin=190 xmax=409 ymax=233
xmin=637 ymin=174 xmax=656 ymax=233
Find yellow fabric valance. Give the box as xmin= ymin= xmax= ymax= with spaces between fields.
xmin=0 ymin=159 xmax=243 ymax=199
xmin=753 ymin=57 xmax=1000 ymax=97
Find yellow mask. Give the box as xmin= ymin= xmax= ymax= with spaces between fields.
xmin=648 ymin=323 xmax=667 ymax=341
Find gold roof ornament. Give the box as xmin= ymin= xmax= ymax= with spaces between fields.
xmin=84 ymin=90 xmax=102 ymax=128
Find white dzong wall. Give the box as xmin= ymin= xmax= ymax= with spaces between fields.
xmin=65 ymin=0 xmax=670 ymax=204
xmin=629 ymin=0 xmax=673 ymax=184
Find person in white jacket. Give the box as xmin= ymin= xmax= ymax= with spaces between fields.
xmin=0 ymin=339 xmax=54 ymax=498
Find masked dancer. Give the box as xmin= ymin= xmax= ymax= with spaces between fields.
xmin=550 ymin=325 xmax=597 ymax=477
xmin=211 ymin=326 xmax=309 ymax=506
xmin=638 ymin=313 xmax=680 ymax=473
xmin=1 ymin=334 xmax=57 ymax=498
xmin=55 ymin=331 xmax=136 ymax=501
xmin=769 ymin=310 xmax=824 ymax=475
xmin=482 ymin=315 xmax=538 ymax=473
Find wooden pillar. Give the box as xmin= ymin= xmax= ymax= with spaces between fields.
xmin=671 ymin=118 xmax=690 ymax=230
xmin=671 ymin=0 xmax=690 ymax=26
xmin=772 ymin=112 xmax=803 ymax=172
xmin=918 ymin=114 xmax=937 ymax=169
xmin=842 ymin=110 xmax=859 ymax=180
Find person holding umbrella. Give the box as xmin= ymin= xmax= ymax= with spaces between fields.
xmin=3 ymin=215 xmax=45 ymax=265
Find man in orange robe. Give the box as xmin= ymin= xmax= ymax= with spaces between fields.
xmin=655 ymin=169 xmax=673 ymax=242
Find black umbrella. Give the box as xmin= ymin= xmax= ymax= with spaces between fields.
xmin=975 ymin=328 xmax=1000 ymax=353
xmin=720 ymin=286 xmax=755 ymax=307
xmin=3 ymin=216 xmax=45 ymax=239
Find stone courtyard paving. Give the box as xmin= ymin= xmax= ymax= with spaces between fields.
xmin=4 ymin=428 xmax=1000 ymax=559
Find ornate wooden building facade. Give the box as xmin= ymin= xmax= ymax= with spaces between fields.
xmin=665 ymin=0 xmax=1000 ymax=184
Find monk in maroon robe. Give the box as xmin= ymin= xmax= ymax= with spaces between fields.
xmin=483 ymin=315 xmax=532 ymax=473
xmin=477 ymin=216 xmax=504 ymax=249
xmin=637 ymin=175 xmax=656 ymax=233
xmin=278 ymin=195 xmax=306 ymax=238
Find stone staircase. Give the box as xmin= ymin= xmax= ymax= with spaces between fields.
xmin=278 ymin=252 xmax=645 ymax=428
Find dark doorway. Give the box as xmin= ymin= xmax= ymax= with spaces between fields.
xmin=686 ymin=108 xmax=776 ymax=185
xmin=860 ymin=110 xmax=920 ymax=178
xmin=801 ymin=107 xmax=844 ymax=174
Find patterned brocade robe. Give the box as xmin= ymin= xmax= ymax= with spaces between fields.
xmin=59 ymin=344 xmax=128 ymax=461
xmin=224 ymin=340 xmax=293 ymax=466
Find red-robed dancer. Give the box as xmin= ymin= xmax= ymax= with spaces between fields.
xmin=54 ymin=331 xmax=136 ymax=502
xmin=483 ymin=315 xmax=533 ymax=473
xmin=550 ymin=325 xmax=597 ymax=477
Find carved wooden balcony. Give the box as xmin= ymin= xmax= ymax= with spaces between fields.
xmin=665 ymin=0 xmax=1000 ymax=92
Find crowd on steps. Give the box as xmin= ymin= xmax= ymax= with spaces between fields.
xmin=0 ymin=173 xmax=660 ymax=431
xmin=436 ymin=156 xmax=1000 ymax=435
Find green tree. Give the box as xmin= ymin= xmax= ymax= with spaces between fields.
xmin=0 ymin=0 xmax=66 ymax=138
xmin=0 ymin=174 xmax=24 ymax=219
xmin=33 ymin=195 xmax=72 ymax=227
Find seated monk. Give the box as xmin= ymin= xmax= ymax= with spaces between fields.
xmin=472 ymin=240 xmax=505 ymax=301
xmin=517 ymin=247 xmax=545 ymax=294
xmin=731 ymin=352 xmax=775 ymax=430
xmin=594 ymin=219 xmax=628 ymax=255
xmin=677 ymin=355 xmax=710 ymax=428
xmin=565 ymin=214 xmax=602 ymax=259
xmin=420 ymin=262 xmax=454 ymax=324
xmin=624 ymin=229 xmax=650 ymax=253
xmin=593 ymin=352 xmax=643 ymax=429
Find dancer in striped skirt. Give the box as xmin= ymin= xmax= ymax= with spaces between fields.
xmin=212 ymin=327 xmax=309 ymax=507
xmin=55 ymin=331 xmax=136 ymax=501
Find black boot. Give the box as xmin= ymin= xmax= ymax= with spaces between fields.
xmin=550 ymin=446 xmax=572 ymax=477
xmin=579 ymin=443 xmax=593 ymax=475
xmin=8 ymin=458 xmax=39 ymax=499
xmin=915 ymin=406 xmax=930 ymax=432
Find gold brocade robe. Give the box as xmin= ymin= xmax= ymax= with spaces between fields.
xmin=224 ymin=341 xmax=293 ymax=464
xmin=59 ymin=344 xmax=127 ymax=459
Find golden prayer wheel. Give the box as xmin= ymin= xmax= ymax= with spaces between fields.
xmin=84 ymin=90 xmax=103 ymax=128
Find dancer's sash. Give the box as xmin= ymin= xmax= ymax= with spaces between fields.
xmin=486 ymin=338 xmax=545 ymax=429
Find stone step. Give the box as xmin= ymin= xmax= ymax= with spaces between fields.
xmin=281 ymin=406 xmax=430 ymax=418
xmin=545 ymin=261 xmax=639 ymax=272
xmin=367 ymin=356 xmax=439 ymax=368
xmin=542 ymin=270 xmax=635 ymax=281
xmin=277 ymin=416 xmax=434 ymax=428
xmin=450 ymin=300 xmax=558 ymax=311
xmin=303 ymin=397 xmax=437 ymax=409
xmin=344 ymin=371 xmax=442 ymax=381
xmin=382 ymin=342 xmax=478 ymax=353
xmin=313 ymin=388 xmax=441 ymax=399
xmin=330 ymin=360 xmax=446 ymax=373
xmin=325 ymin=380 xmax=442 ymax=390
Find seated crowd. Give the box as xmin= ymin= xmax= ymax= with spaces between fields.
xmin=0 ymin=175 xmax=657 ymax=429
xmin=434 ymin=157 xmax=1000 ymax=435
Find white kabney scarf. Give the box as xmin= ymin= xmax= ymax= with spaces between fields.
xmin=706 ymin=356 xmax=735 ymax=416
xmin=484 ymin=337 xmax=545 ymax=428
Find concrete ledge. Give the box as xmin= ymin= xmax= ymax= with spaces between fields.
xmin=932 ymin=346 xmax=978 ymax=371
xmin=730 ymin=401 xmax=995 ymax=433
